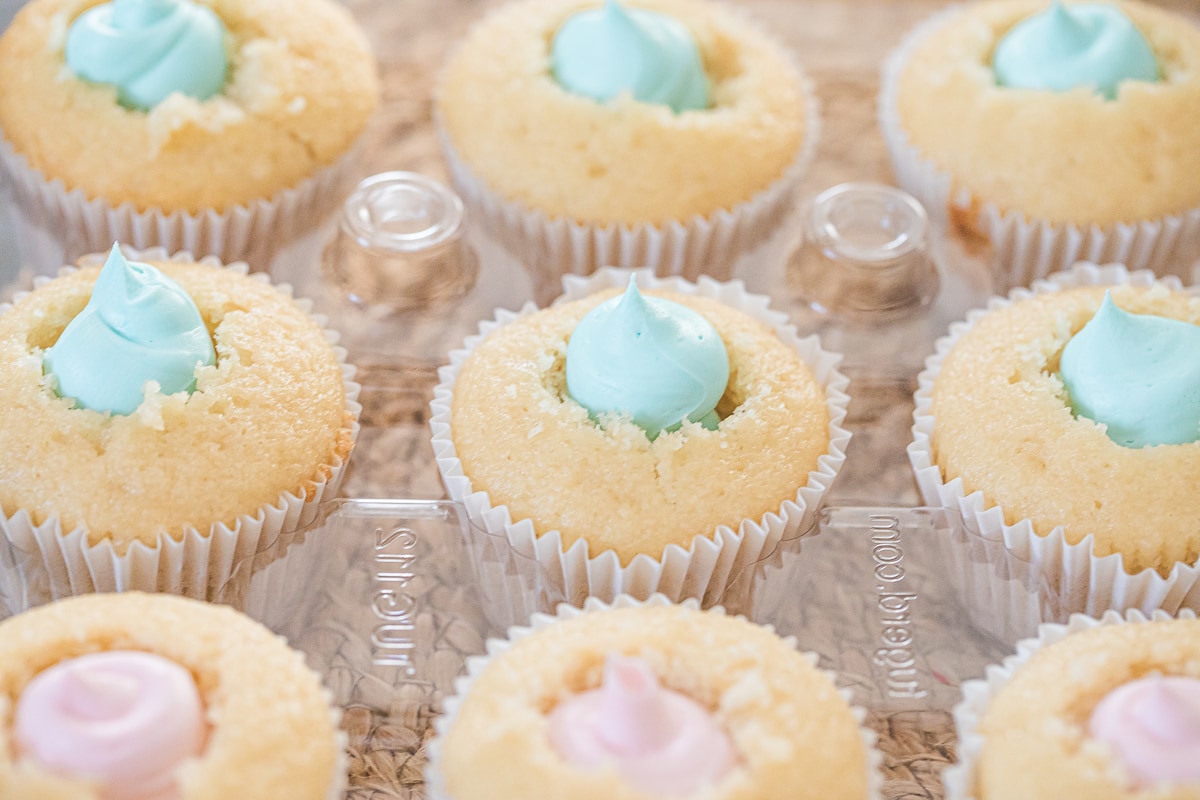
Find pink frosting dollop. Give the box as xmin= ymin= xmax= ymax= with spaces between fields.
xmin=1089 ymin=675 xmax=1200 ymax=787
xmin=14 ymin=650 xmax=207 ymax=800
xmin=547 ymin=654 xmax=736 ymax=796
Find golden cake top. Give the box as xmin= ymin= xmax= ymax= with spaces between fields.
xmin=450 ymin=288 xmax=830 ymax=563
xmin=976 ymin=617 xmax=1200 ymax=799
xmin=442 ymin=604 xmax=871 ymax=800
xmin=0 ymin=592 xmax=339 ymax=800
xmin=0 ymin=256 xmax=354 ymax=550
xmin=896 ymin=0 xmax=1200 ymax=226
xmin=931 ymin=283 xmax=1200 ymax=575
xmin=437 ymin=0 xmax=808 ymax=226
xmin=0 ymin=0 xmax=380 ymax=213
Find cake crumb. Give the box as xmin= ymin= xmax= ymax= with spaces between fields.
xmin=135 ymin=382 xmax=167 ymax=431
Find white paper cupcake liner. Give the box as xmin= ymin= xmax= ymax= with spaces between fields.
xmin=456 ymin=511 xmax=568 ymax=632
xmin=431 ymin=267 xmax=851 ymax=608
xmin=933 ymin=510 xmax=1058 ymax=648
xmin=436 ymin=75 xmax=819 ymax=304
xmin=878 ymin=5 xmax=1200 ymax=293
xmin=909 ymin=262 xmax=1200 ymax=635
xmin=425 ymin=594 xmax=884 ymax=800
xmin=0 ymin=133 xmax=361 ymax=272
xmin=0 ymin=246 xmax=362 ymax=613
xmin=943 ymin=608 xmax=1197 ymax=800
xmin=211 ymin=500 xmax=349 ymax=631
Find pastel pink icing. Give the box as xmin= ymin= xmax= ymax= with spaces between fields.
xmin=547 ymin=654 xmax=736 ymax=796
xmin=14 ymin=651 xmax=207 ymax=800
xmin=1089 ymin=675 xmax=1200 ymax=787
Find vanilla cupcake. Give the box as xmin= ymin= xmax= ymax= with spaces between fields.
xmin=426 ymin=596 xmax=881 ymax=800
xmin=910 ymin=262 xmax=1200 ymax=630
xmin=880 ymin=0 xmax=1200 ymax=290
xmin=0 ymin=592 xmax=344 ymax=800
xmin=431 ymin=268 xmax=849 ymax=605
xmin=947 ymin=609 xmax=1200 ymax=800
xmin=436 ymin=0 xmax=817 ymax=300
xmin=0 ymin=245 xmax=360 ymax=605
xmin=0 ymin=0 xmax=379 ymax=267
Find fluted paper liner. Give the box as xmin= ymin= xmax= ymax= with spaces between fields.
xmin=431 ymin=267 xmax=850 ymax=607
xmin=457 ymin=512 xmax=570 ymax=632
xmin=0 ymin=134 xmax=360 ymax=271
xmin=0 ymin=246 xmax=362 ymax=612
xmin=424 ymin=594 xmax=885 ymax=800
xmin=909 ymin=262 xmax=1200 ymax=633
xmin=436 ymin=74 xmax=820 ymax=304
xmin=943 ymin=608 xmax=1197 ymax=800
xmin=878 ymin=5 xmax=1200 ymax=293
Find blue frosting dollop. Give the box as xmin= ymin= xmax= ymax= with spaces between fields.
xmin=65 ymin=0 xmax=228 ymax=111
xmin=551 ymin=0 xmax=710 ymax=113
xmin=1059 ymin=291 xmax=1200 ymax=448
xmin=565 ymin=276 xmax=729 ymax=439
xmin=43 ymin=245 xmax=216 ymax=416
xmin=992 ymin=1 xmax=1159 ymax=100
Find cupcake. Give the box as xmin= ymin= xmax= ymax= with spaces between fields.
xmin=880 ymin=0 xmax=1200 ymax=291
xmin=431 ymin=267 xmax=850 ymax=606
xmin=426 ymin=595 xmax=882 ymax=800
xmin=0 ymin=244 xmax=360 ymax=606
xmin=909 ymin=262 xmax=1200 ymax=631
xmin=0 ymin=591 xmax=344 ymax=799
xmin=0 ymin=0 xmax=379 ymax=268
xmin=435 ymin=0 xmax=818 ymax=301
xmin=947 ymin=609 xmax=1200 ymax=800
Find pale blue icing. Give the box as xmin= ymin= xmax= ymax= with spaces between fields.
xmin=65 ymin=0 xmax=227 ymax=111
xmin=992 ymin=1 xmax=1158 ymax=100
xmin=1060 ymin=292 xmax=1200 ymax=448
xmin=43 ymin=245 xmax=216 ymax=416
xmin=565 ymin=276 xmax=729 ymax=439
xmin=551 ymin=0 xmax=710 ymax=113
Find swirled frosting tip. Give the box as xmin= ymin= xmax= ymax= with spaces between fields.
xmin=1059 ymin=290 xmax=1200 ymax=448
xmin=65 ymin=0 xmax=228 ymax=111
xmin=43 ymin=244 xmax=216 ymax=416
xmin=591 ymin=656 xmax=678 ymax=752
xmin=992 ymin=0 xmax=1159 ymax=100
xmin=565 ymin=275 xmax=729 ymax=439
xmin=15 ymin=650 xmax=207 ymax=800
xmin=551 ymin=0 xmax=710 ymax=113
xmin=1090 ymin=675 xmax=1200 ymax=787
xmin=548 ymin=654 xmax=736 ymax=796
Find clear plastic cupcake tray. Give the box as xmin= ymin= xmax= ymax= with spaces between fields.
xmin=0 ymin=213 xmax=1088 ymax=800
xmin=6 ymin=0 xmax=1199 ymax=796
xmin=0 ymin=377 xmax=1058 ymax=800
xmin=0 ymin=152 xmax=1130 ymax=800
